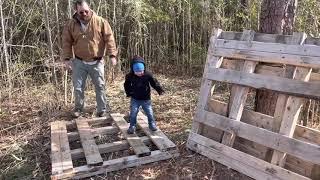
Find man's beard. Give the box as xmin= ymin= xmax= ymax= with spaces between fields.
xmin=79 ymin=15 xmax=90 ymax=21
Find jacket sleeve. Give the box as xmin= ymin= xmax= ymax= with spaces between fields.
xmin=62 ymin=21 xmax=74 ymax=60
xmin=149 ymin=73 xmax=164 ymax=95
xmin=102 ymin=18 xmax=118 ymax=57
xmin=124 ymin=74 xmax=133 ymax=97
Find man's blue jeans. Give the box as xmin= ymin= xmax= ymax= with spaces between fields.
xmin=72 ymin=58 xmax=108 ymax=113
xmin=129 ymin=98 xmax=155 ymax=127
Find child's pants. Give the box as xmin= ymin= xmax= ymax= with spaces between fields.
xmin=129 ymin=98 xmax=155 ymax=127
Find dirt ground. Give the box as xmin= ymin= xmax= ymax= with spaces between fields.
xmin=0 ymin=74 xmax=253 ymax=180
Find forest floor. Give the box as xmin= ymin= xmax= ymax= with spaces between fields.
xmin=0 ymin=74 xmax=253 ymax=180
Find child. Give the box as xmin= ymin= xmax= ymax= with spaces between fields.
xmin=124 ymin=56 xmax=164 ymax=134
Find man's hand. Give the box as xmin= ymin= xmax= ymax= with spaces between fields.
xmin=110 ymin=57 xmax=117 ymax=66
xmin=64 ymin=60 xmax=72 ymax=70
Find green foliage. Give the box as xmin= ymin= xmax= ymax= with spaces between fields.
xmin=295 ymin=0 xmax=320 ymax=37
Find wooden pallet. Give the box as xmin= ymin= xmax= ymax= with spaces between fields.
xmin=51 ymin=113 xmax=178 ymax=179
xmin=187 ymin=29 xmax=320 ymax=180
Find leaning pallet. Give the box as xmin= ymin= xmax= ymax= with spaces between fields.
xmin=51 ymin=113 xmax=178 ymax=179
xmin=187 ymin=29 xmax=320 ymax=180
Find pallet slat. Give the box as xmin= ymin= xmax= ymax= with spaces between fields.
xmin=221 ymin=30 xmax=256 ymax=146
xmin=70 ymin=136 xmax=151 ymax=160
xmin=191 ymin=28 xmax=224 ymax=135
xmin=137 ymin=113 xmax=176 ymax=151
xmin=213 ymin=38 xmax=320 ymax=68
xmin=67 ymin=126 xmax=118 ymax=142
xmin=52 ymin=150 xmax=179 ymax=179
xmin=51 ymin=113 xmax=177 ymax=179
xmin=76 ymin=119 xmax=103 ymax=166
xmin=51 ymin=121 xmax=73 ymax=175
xmin=187 ymin=133 xmax=310 ymax=180
xmin=196 ymin=110 xmax=320 ymax=165
xmin=111 ymin=113 xmax=151 ymax=157
xmin=206 ymin=68 xmax=320 ymax=99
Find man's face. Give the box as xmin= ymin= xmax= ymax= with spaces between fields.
xmin=76 ymin=3 xmax=91 ymax=21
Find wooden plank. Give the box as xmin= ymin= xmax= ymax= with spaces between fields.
xmin=196 ymin=110 xmax=320 ymax=165
xmin=190 ymin=28 xmax=224 ymax=136
xmin=70 ymin=136 xmax=151 ymax=160
xmin=209 ymin=99 xmax=273 ymax=160
xmin=285 ymin=155 xmax=314 ymax=178
xmin=76 ymin=119 xmax=103 ymax=166
xmin=213 ymin=38 xmax=320 ymax=68
xmin=220 ymin=32 xmax=293 ymax=43
xmin=111 ymin=113 xmax=151 ymax=157
xmin=52 ymin=150 xmax=179 ymax=180
xmin=51 ymin=121 xmax=63 ymax=175
xmin=208 ymin=99 xmax=274 ymax=130
xmin=66 ymin=116 xmax=113 ymax=129
xmin=294 ymin=125 xmax=320 ymax=145
xmin=208 ymin=99 xmax=320 ymax=170
xmin=305 ymin=37 xmax=320 ymax=45
xmin=234 ymin=137 xmax=269 ymax=159
xmin=205 ymin=68 xmax=320 ymax=99
xmin=51 ymin=121 xmax=73 ymax=175
xmin=214 ymin=47 xmax=320 ymax=69
xmin=222 ymin=59 xmax=320 ymax=83
xmin=201 ymin=125 xmax=223 ymax=142
xmin=67 ymin=126 xmax=118 ymax=142
xmin=222 ymin=30 xmax=256 ymax=146
xmin=187 ymin=133 xmax=310 ymax=180
xmin=215 ymin=37 xmax=320 ymax=57
xmin=271 ymin=39 xmax=312 ymax=166
xmin=137 ymin=113 xmax=176 ymax=151
xmin=265 ymin=33 xmax=307 ymax=163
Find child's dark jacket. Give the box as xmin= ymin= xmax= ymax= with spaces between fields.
xmin=124 ymin=58 xmax=164 ymax=100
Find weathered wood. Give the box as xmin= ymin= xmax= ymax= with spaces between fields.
xmin=196 ymin=110 xmax=320 ymax=165
xmin=294 ymin=125 xmax=320 ymax=145
xmin=66 ymin=116 xmax=113 ymax=129
xmin=190 ymin=28 xmax=224 ymax=136
xmin=51 ymin=150 xmax=179 ymax=180
xmin=285 ymin=155 xmax=314 ymax=178
xmin=137 ymin=113 xmax=176 ymax=151
xmin=233 ymin=137 xmax=269 ymax=159
xmin=67 ymin=126 xmax=118 ymax=142
xmin=51 ymin=121 xmax=63 ymax=175
xmin=111 ymin=114 xmax=151 ymax=157
xmin=208 ymin=99 xmax=273 ymax=130
xmin=271 ymin=37 xmax=312 ymax=165
xmin=76 ymin=119 xmax=103 ymax=166
xmin=213 ymin=39 xmax=320 ymax=68
xmin=222 ymin=59 xmax=320 ymax=82
xmin=187 ymin=133 xmax=310 ymax=180
xmin=206 ymin=68 xmax=320 ymax=99
xmin=209 ymin=99 xmax=273 ymax=160
xmin=266 ymin=33 xmax=307 ymax=163
xmin=222 ymin=30 xmax=256 ymax=146
xmin=220 ymin=32 xmax=293 ymax=43
xmin=305 ymin=37 xmax=320 ymax=45
xmin=70 ymin=136 xmax=151 ymax=160
xmin=208 ymin=99 xmax=320 ymax=173
xmin=51 ymin=121 xmax=73 ymax=175
xmin=294 ymin=125 xmax=320 ymax=180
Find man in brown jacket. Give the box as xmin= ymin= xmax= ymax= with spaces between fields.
xmin=62 ymin=0 xmax=117 ymax=118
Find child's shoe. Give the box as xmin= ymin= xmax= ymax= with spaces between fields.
xmin=149 ymin=123 xmax=157 ymax=131
xmin=127 ymin=126 xmax=136 ymax=134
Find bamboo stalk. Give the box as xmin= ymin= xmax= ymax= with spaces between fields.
xmin=0 ymin=0 xmax=12 ymax=103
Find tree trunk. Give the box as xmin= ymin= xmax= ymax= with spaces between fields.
xmin=0 ymin=0 xmax=12 ymax=102
xmin=255 ymin=0 xmax=297 ymax=115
